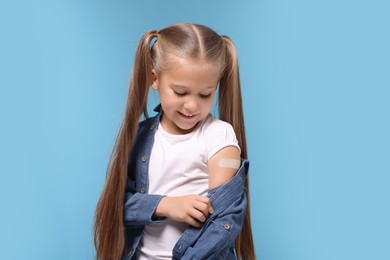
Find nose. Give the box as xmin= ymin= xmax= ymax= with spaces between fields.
xmin=183 ymin=98 xmax=197 ymax=113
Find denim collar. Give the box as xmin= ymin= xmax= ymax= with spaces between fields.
xmin=153 ymin=104 xmax=162 ymax=113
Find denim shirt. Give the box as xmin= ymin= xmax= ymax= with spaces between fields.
xmin=122 ymin=106 xmax=249 ymax=260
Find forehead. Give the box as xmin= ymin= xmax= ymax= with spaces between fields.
xmin=164 ymin=55 xmax=222 ymax=74
xmin=160 ymin=57 xmax=221 ymax=89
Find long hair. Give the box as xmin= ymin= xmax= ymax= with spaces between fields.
xmin=94 ymin=23 xmax=255 ymax=259
xmin=219 ymin=35 xmax=255 ymax=260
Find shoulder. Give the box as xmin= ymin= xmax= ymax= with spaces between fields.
xmin=200 ymin=114 xmax=236 ymax=136
xmin=199 ymin=114 xmax=240 ymax=159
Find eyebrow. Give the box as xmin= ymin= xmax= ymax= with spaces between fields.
xmin=170 ymin=84 xmax=216 ymax=90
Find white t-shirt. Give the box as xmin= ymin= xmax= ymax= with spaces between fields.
xmin=136 ymin=114 xmax=240 ymax=260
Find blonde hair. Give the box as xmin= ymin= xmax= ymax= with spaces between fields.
xmin=94 ymin=22 xmax=255 ymax=259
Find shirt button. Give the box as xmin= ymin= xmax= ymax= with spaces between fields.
xmin=223 ymin=223 xmax=230 ymax=230
xmin=140 ymin=187 xmax=145 ymax=193
xmin=149 ymin=125 xmax=155 ymax=130
xmin=141 ymin=155 xmax=147 ymax=162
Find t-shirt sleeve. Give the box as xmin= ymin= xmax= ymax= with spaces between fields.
xmin=205 ymin=118 xmax=241 ymax=160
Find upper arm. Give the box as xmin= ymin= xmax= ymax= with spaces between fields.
xmin=207 ymin=146 xmax=240 ymax=189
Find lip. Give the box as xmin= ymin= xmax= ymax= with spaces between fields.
xmin=178 ymin=111 xmax=196 ymax=119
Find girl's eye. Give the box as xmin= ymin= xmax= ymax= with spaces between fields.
xmin=200 ymin=93 xmax=211 ymax=99
xmin=174 ymin=91 xmax=186 ymax=97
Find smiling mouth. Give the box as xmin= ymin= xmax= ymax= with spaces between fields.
xmin=178 ymin=111 xmax=196 ymax=118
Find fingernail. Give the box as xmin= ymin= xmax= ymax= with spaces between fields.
xmin=210 ymin=208 xmax=214 ymax=214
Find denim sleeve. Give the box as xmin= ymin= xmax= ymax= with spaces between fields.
xmin=123 ymin=192 xmax=166 ymax=227
xmin=176 ymin=192 xmax=247 ymax=260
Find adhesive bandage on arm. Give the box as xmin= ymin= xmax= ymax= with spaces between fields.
xmin=218 ymin=158 xmax=241 ymax=169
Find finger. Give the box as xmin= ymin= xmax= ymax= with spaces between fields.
xmin=190 ymin=207 xmax=207 ymax=223
xmin=193 ymin=200 xmax=210 ymax=217
xmin=194 ymin=197 xmax=214 ymax=215
xmin=187 ymin=216 xmax=202 ymax=228
xmin=195 ymin=195 xmax=210 ymax=204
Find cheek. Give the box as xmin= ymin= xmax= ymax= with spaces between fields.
xmin=201 ymin=98 xmax=215 ymax=109
xmin=162 ymin=93 xmax=180 ymax=108
xmin=207 ymin=94 xmax=217 ymax=104
xmin=160 ymin=89 xmax=174 ymax=101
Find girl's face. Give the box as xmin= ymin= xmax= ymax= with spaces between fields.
xmin=151 ymin=59 xmax=220 ymax=135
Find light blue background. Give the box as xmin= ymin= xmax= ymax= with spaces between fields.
xmin=1 ymin=0 xmax=389 ymax=259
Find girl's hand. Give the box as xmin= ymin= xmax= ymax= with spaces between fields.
xmin=154 ymin=195 xmax=214 ymax=228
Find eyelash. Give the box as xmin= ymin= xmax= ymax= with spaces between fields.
xmin=174 ymin=91 xmax=186 ymax=97
xmin=174 ymin=91 xmax=211 ymax=99
xmin=199 ymin=94 xmax=211 ymax=99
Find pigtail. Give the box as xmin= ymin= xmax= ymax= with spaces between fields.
xmin=220 ymin=35 xmax=255 ymax=260
xmin=94 ymin=30 xmax=158 ymax=260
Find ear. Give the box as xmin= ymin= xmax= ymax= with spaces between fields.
xmin=150 ymin=69 xmax=158 ymax=90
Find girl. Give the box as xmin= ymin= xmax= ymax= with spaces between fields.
xmin=94 ymin=23 xmax=255 ymax=259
